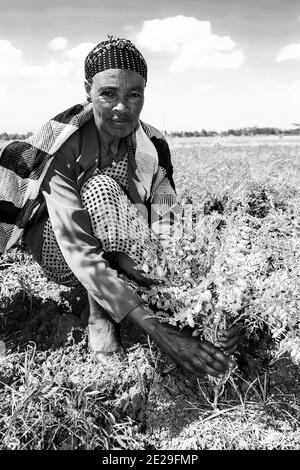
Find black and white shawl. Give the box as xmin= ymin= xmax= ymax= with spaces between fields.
xmin=0 ymin=102 xmax=177 ymax=254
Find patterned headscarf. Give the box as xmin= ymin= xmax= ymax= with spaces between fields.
xmin=84 ymin=36 xmax=147 ymax=98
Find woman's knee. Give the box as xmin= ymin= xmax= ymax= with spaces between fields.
xmin=81 ymin=174 xmax=124 ymax=204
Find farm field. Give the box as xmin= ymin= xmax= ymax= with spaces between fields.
xmin=0 ymin=135 xmax=300 ymax=450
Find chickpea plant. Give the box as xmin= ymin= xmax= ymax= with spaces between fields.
xmin=125 ymin=154 xmax=300 ymax=406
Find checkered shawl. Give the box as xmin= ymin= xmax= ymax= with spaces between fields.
xmin=0 ymin=102 xmax=176 ymax=254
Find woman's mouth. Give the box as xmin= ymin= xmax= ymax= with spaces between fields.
xmin=110 ymin=117 xmax=128 ymax=124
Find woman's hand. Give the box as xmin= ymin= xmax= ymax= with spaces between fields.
xmin=215 ymin=324 xmax=240 ymax=355
xmin=127 ymin=305 xmax=230 ymax=377
xmin=152 ymin=323 xmax=230 ymax=377
xmin=116 ymin=252 xmax=155 ymax=287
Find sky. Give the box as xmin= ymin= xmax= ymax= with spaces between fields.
xmin=0 ymin=0 xmax=300 ymax=132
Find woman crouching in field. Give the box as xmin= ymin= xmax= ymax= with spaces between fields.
xmin=0 ymin=37 xmax=239 ymax=377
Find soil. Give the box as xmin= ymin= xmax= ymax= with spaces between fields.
xmin=1 ymin=282 xmax=299 ymax=450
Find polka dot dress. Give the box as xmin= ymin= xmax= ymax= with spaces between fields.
xmin=80 ymin=155 xmax=157 ymax=266
xmin=41 ymin=218 xmax=80 ymax=287
xmin=96 ymin=155 xmax=129 ymax=191
xmin=41 ymin=155 xmax=160 ymax=286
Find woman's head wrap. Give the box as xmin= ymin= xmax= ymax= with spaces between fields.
xmin=84 ymin=36 xmax=148 ymax=93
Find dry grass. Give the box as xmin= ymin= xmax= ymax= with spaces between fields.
xmin=0 ymin=135 xmax=300 ymax=450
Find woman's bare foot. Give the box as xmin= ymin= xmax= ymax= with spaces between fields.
xmin=87 ymin=318 xmax=120 ymax=353
xmin=87 ymin=293 xmax=120 ymax=360
xmin=87 ymin=319 xmax=125 ymax=364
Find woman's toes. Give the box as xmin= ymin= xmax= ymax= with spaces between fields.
xmin=93 ymin=347 xmax=127 ymax=365
xmin=88 ymin=320 xmax=120 ymax=353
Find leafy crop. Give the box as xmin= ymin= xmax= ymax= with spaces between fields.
xmin=129 ymin=137 xmax=300 ymax=405
xmin=0 ymin=136 xmax=299 ymax=447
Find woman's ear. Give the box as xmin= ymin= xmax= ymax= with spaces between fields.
xmin=85 ymin=79 xmax=92 ymax=103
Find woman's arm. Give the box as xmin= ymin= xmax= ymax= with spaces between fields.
xmin=41 ymin=141 xmax=143 ymax=323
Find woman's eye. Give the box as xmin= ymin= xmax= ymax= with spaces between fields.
xmin=101 ymin=91 xmax=114 ymax=97
xmin=130 ymin=92 xmax=141 ymax=98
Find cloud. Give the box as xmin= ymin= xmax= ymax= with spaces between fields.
xmin=65 ymin=42 xmax=95 ymax=62
xmin=0 ymin=38 xmax=96 ymax=82
xmin=49 ymin=37 xmax=68 ymax=51
xmin=136 ymin=15 xmax=245 ymax=72
xmin=0 ymin=38 xmax=95 ymax=132
xmin=0 ymin=40 xmax=22 ymax=73
xmin=170 ymin=44 xmax=244 ymax=73
xmin=276 ymin=43 xmax=300 ymax=62
xmin=0 ymin=39 xmax=74 ymax=80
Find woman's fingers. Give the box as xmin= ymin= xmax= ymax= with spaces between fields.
xmin=200 ymin=340 xmax=229 ymax=367
xmin=217 ymin=334 xmax=239 ymax=352
xmin=224 ymin=345 xmax=238 ymax=356
xmin=181 ymin=341 xmax=230 ymax=376
xmin=174 ymin=340 xmax=228 ymax=376
xmin=180 ymin=351 xmax=226 ymax=377
xmin=192 ymin=350 xmax=228 ymax=376
xmin=150 ymin=322 xmax=231 ymax=378
xmin=220 ymin=324 xmax=240 ymax=339
xmin=204 ymin=365 xmax=226 ymax=377
xmin=215 ymin=324 xmax=240 ymax=353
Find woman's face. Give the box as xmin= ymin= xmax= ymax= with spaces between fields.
xmin=89 ymin=68 xmax=145 ymax=140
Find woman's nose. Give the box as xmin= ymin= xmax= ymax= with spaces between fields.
xmin=113 ymin=100 xmax=128 ymax=112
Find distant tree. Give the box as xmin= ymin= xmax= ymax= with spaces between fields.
xmin=133 ymin=126 xmax=300 ymax=139
xmin=0 ymin=131 xmax=33 ymax=141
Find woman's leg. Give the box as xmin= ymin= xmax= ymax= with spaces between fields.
xmin=79 ymin=174 xmax=164 ymax=356
xmin=24 ymin=174 xmax=162 ymax=356
xmin=23 ymin=216 xmax=121 ymax=354
xmin=80 ymin=174 xmax=164 ymax=281
xmin=87 ymin=293 xmax=120 ymax=356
